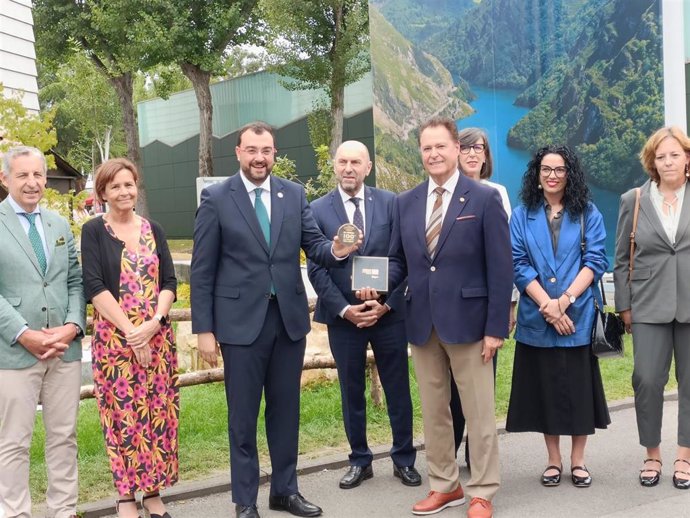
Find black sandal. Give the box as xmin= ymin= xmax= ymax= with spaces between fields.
xmin=541 ymin=464 xmax=562 ymax=486
xmin=571 ymin=465 xmax=592 ymax=487
xmin=639 ymin=458 xmax=662 ymax=487
xmin=116 ymin=497 xmax=142 ymax=518
xmin=672 ymin=459 xmax=690 ymax=490
xmin=142 ymin=492 xmax=172 ymax=518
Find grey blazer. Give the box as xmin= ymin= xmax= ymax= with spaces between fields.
xmin=0 ymin=198 xmax=85 ymax=369
xmin=613 ymin=180 xmax=690 ymax=323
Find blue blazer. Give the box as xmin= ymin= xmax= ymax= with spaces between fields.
xmin=190 ymin=173 xmax=339 ymax=345
xmin=388 ymin=175 xmax=513 ymax=346
xmin=511 ymin=202 xmax=608 ymax=347
xmin=307 ymin=186 xmax=404 ymax=326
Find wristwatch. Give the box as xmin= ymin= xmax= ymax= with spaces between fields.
xmin=563 ymin=291 xmax=576 ymax=304
xmin=154 ymin=313 xmax=168 ymax=326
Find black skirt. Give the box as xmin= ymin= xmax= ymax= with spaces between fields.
xmin=506 ymin=341 xmax=610 ymax=435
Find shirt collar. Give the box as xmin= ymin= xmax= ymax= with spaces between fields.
xmin=338 ymin=185 xmax=365 ymax=205
xmin=650 ymin=180 xmax=686 ymax=202
xmin=7 ymin=195 xmax=41 ymax=215
xmin=239 ymin=170 xmax=271 ymax=194
xmin=427 ymin=170 xmax=460 ymax=197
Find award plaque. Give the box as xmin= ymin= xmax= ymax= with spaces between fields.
xmin=337 ymin=223 xmax=360 ymax=246
xmin=351 ymin=256 xmax=389 ymax=293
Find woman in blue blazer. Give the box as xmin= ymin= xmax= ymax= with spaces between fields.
xmin=506 ymin=145 xmax=610 ymax=488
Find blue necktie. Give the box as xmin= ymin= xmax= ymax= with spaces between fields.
xmin=23 ymin=213 xmax=47 ymax=274
xmin=255 ymin=188 xmax=275 ymax=295
xmin=350 ymin=197 xmax=364 ymax=234
xmin=254 ymin=188 xmax=270 ymax=245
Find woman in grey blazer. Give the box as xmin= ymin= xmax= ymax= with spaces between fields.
xmin=614 ymin=126 xmax=690 ymax=490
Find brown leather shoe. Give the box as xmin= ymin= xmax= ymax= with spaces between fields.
xmin=412 ymin=486 xmax=465 ymax=515
xmin=467 ymin=497 xmax=493 ymax=518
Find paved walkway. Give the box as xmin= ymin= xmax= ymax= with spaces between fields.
xmin=84 ymin=396 xmax=688 ymax=518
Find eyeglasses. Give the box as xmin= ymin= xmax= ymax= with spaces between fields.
xmin=459 ymin=144 xmax=485 ymax=154
xmin=239 ymin=147 xmax=275 ymax=157
xmin=540 ymin=165 xmax=567 ymax=178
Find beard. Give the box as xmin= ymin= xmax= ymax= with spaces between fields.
xmin=241 ymin=158 xmax=273 ymax=184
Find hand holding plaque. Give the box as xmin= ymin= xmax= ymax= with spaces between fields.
xmin=351 ymin=256 xmax=388 ymax=293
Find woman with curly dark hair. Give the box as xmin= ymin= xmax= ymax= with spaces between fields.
xmin=506 ymin=145 xmax=610 ymax=488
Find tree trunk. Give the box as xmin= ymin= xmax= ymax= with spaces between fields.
xmin=328 ymin=4 xmax=345 ymax=157
xmin=109 ymin=73 xmax=149 ymax=217
xmin=181 ymin=62 xmax=214 ymax=177
xmin=329 ymin=85 xmax=345 ymax=157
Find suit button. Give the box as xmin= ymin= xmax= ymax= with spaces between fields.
xmin=43 ymin=282 xmax=48 ymax=287
xmin=549 ymin=277 xmax=556 ymax=283
xmin=42 ymin=307 xmax=47 ymax=312
xmin=430 ymin=266 xmax=436 ymax=272
xmin=671 ymin=250 xmax=676 ymax=255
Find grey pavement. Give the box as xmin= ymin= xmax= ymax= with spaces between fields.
xmin=85 ymin=395 xmax=689 ymax=518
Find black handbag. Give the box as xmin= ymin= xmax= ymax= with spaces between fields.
xmin=590 ymin=279 xmax=625 ymax=358
xmin=578 ymin=214 xmax=625 ymax=358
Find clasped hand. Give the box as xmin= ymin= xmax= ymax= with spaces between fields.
xmin=126 ymin=319 xmax=161 ymax=367
xmin=19 ymin=324 xmax=77 ymax=360
xmin=539 ymin=298 xmax=575 ymax=335
xmin=345 ymin=300 xmax=388 ymax=328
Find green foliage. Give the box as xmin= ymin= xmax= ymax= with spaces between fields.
xmin=134 ymin=66 xmax=193 ymax=102
xmin=38 ymin=52 xmax=126 ymax=174
xmin=40 ymin=188 xmax=90 ymax=238
xmin=307 ymin=98 xmax=333 ymax=150
xmin=0 ymin=85 xmax=57 ymax=167
xmin=272 ymin=148 xmax=335 ymax=202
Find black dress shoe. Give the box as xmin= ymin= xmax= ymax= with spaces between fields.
xmin=268 ymin=493 xmax=322 ymax=517
xmin=541 ymin=464 xmax=562 ymax=486
xmin=393 ymin=464 xmax=422 ymax=486
xmin=236 ymin=504 xmax=260 ymax=518
xmin=639 ymin=458 xmax=662 ymax=487
xmin=339 ymin=464 xmax=373 ymax=489
xmin=571 ymin=465 xmax=592 ymax=488
xmin=672 ymin=459 xmax=690 ymax=489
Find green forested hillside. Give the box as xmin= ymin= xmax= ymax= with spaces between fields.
xmin=370 ymin=5 xmax=473 ymax=191
xmin=507 ymin=0 xmax=662 ymax=191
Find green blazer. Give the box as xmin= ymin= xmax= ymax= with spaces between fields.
xmin=0 ymin=198 xmax=85 ymax=369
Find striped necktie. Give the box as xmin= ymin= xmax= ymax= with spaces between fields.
xmin=23 ymin=213 xmax=47 ymax=274
xmin=425 ymin=187 xmax=445 ymax=257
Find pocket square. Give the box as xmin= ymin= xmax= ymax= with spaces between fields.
xmin=55 ymin=236 xmax=66 ymax=246
xmin=456 ymin=215 xmax=476 ymax=221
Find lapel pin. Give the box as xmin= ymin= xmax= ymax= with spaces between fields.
xmin=277 ymin=192 xmax=284 ymax=198
xmin=459 ymin=197 xmax=466 ymax=203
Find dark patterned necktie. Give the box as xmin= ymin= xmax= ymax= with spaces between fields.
xmin=23 ymin=213 xmax=47 ymax=274
xmin=350 ymin=197 xmax=364 ymax=234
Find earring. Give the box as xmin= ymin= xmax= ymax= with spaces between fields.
xmin=686 ymin=163 xmax=689 ymax=177
xmin=538 ymin=184 xmax=543 ymax=190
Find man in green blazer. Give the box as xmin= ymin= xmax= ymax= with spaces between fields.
xmin=0 ymin=146 xmax=85 ymax=518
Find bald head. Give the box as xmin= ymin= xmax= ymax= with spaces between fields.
xmin=334 ymin=140 xmax=372 ymax=195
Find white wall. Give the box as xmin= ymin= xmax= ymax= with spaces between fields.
xmin=0 ymin=0 xmax=39 ymax=113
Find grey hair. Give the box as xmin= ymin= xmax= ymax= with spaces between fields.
xmin=1 ymin=146 xmax=47 ymax=176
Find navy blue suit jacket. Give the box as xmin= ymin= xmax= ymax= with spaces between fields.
xmin=388 ymin=174 xmax=513 ymax=346
xmin=191 ymin=173 xmax=338 ymax=345
xmin=307 ymin=186 xmax=404 ymax=326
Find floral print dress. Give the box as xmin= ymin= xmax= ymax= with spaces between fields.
xmin=91 ymin=218 xmax=179 ymax=495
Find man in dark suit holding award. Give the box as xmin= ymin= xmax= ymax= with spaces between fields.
xmin=191 ymin=122 xmax=359 ymax=518
xmin=359 ymin=117 xmax=512 ymax=518
xmin=307 ymin=141 xmax=419 ymax=490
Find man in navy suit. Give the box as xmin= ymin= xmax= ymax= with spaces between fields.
xmin=191 ymin=122 xmax=359 ymax=518
xmin=359 ymin=117 xmax=512 ymax=518
xmin=307 ymin=141 xmax=419 ymax=490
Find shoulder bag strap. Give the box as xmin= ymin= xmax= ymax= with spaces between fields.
xmin=628 ymin=187 xmax=641 ymax=282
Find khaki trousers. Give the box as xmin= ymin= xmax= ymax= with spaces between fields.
xmin=411 ymin=329 xmax=500 ymax=500
xmin=0 ymin=358 xmax=81 ymax=518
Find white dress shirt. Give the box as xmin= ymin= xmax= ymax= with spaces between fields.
xmin=338 ymin=185 xmax=366 ymax=236
xmin=650 ymin=180 xmax=686 ymax=245
xmin=426 ymin=170 xmax=460 ymax=227
xmin=240 ymin=170 xmax=271 ymax=218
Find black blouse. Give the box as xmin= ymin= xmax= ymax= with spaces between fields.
xmin=81 ymin=216 xmax=177 ymax=304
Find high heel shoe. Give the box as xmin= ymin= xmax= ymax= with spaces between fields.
xmin=116 ymin=497 xmax=142 ymax=518
xmin=639 ymin=458 xmax=662 ymax=487
xmin=541 ymin=464 xmax=562 ymax=486
xmin=672 ymin=459 xmax=690 ymax=490
xmin=141 ymin=493 xmax=172 ymax=518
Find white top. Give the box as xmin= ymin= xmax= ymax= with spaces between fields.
xmin=482 ymin=179 xmax=512 ymax=217
xmin=338 ymin=185 xmax=366 ymax=235
xmin=650 ymin=181 xmax=686 ymax=244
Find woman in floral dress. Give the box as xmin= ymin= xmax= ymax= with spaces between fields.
xmin=81 ymin=158 xmax=178 ymax=518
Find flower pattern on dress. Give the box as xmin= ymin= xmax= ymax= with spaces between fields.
xmin=91 ymin=218 xmax=179 ymax=496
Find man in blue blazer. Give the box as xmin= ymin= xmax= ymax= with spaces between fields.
xmin=307 ymin=141 xmax=419 ymax=490
xmin=191 ymin=122 xmax=358 ymax=518
xmin=360 ymin=118 xmax=512 ymax=518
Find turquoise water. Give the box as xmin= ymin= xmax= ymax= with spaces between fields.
xmin=458 ymin=85 xmax=619 ymax=266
